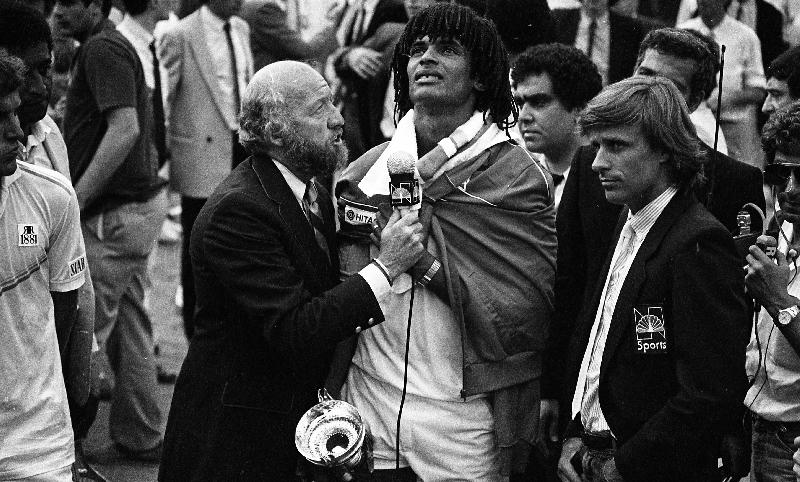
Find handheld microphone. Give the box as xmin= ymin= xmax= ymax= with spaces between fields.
xmin=387 ymin=151 xmax=421 ymax=213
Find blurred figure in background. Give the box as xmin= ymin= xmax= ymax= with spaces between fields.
xmin=57 ymin=0 xmax=168 ymax=461
xmin=158 ymin=0 xmax=253 ymax=340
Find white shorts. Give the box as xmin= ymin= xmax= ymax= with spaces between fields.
xmin=344 ymin=366 xmax=505 ymax=482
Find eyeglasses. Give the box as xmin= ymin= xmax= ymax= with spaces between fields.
xmin=764 ymin=163 xmax=800 ymax=186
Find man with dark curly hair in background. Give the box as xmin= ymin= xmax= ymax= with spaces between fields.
xmin=511 ymin=43 xmax=602 ymax=209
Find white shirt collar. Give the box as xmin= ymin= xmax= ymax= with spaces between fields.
xmin=117 ymin=14 xmax=154 ymax=44
xmin=273 ymin=160 xmax=310 ymax=205
xmin=26 ymin=117 xmax=52 ymax=151
xmin=201 ymin=5 xmax=227 ymax=30
xmin=627 ymin=185 xmax=679 ymax=237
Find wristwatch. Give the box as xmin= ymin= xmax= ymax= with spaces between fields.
xmin=777 ymin=305 xmax=800 ymax=326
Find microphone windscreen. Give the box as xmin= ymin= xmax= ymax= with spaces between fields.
xmin=387 ymin=151 xmax=416 ymax=175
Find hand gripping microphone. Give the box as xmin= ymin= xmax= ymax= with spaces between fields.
xmin=387 ymin=151 xmax=421 ymax=213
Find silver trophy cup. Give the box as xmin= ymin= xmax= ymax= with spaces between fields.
xmin=295 ymin=389 xmax=366 ymax=469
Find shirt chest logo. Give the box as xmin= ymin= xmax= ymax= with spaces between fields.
xmin=633 ymin=305 xmax=668 ymax=354
xmin=18 ymin=224 xmax=39 ymax=247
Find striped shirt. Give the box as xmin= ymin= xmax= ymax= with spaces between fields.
xmin=0 ymin=161 xmax=85 ymax=478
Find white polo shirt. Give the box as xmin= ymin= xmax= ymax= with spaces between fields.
xmin=0 ymin=161 xmax=85 ymax=479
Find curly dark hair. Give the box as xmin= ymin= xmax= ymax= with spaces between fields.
xmin=391 ymin=3 xmax=517 ymax=130
xmin=0 ymin=53 xmax=25 ymax=98
xmin=762 ymin=103 xmax=800 ymax=164
xmin=767 ymin=46 xmax=800 ymax=100
xmin=0 ymin=1 xmax=53 ymax=54
xmin=636 ymin=28 xmax=719 ymax=103
xmin=510 ymin=43 xmax=602 ymax=111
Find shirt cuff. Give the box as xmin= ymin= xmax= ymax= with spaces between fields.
xmin=359 ymin=262 xmax=392 ymax=301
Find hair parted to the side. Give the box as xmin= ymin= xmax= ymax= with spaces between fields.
xmin=636 ymin=28 xmax=719 ymax=102
xmin=391 ymin=2 xmax=517 ymax=130
xmin=579 ymin=76 xmax=705 ymax=187
xmin=762 ymin=103 xmax=800 ymax=164
xmin=0 ymin=53 xmax=25 ymax=98
xmin=238 ymin=78 xmax=293 ymax=155
xmin=511 ymin=43 xmax=602 ymax=111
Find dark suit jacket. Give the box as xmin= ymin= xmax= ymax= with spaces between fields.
xmin=755 ymin=0 xmax=788 ymax=71
xmin=562 ymin=188 xmax=750 ymax=481
xmin=551 ymin=9 xmax=653 ymax=84
xmin=456 ymin=0 xmax=555 ymax=55
xmin=158 ymin=157 xmax=385 ymax=481
xmin=542 ymin=143 xmax=764 ymax=401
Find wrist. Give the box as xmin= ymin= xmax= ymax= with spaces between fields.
xmin=767 ymin=293 xmax=799 ymax=319
xmin=371 ymin=258 xmax=393 ymax=286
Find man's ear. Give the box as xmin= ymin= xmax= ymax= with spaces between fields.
xmin=473 ymin=79 xmax=488 ymax=92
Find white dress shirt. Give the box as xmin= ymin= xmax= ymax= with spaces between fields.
xmin=117 ymin=14 xmax=156 ymax=89
xmin=572 ymin=185 xmax=679 ymax=433
xmin=575 ymin=10 xmax=611 ymax=85
xmin=201 ymin=6 xmax=250 ymax=125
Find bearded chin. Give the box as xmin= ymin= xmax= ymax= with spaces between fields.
xmin=284 ymin=134 xmax=348 ymax=180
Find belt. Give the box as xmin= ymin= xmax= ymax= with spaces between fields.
xmin=581 ymin=430 xmax=616 ymax=450
xmin=751 ymin=412 xmax=800 ymax=432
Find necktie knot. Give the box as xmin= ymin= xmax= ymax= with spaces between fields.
xmin=223 ymin=21 xmax=231 ymax=33
xmin=149 ymin=39 xmax=156 ymax=54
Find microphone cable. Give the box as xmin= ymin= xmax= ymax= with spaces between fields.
xmin=396 ymin=283 xmax=415 ymax=470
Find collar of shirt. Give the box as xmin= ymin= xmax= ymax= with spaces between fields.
xmin=201 ymin=4 xmax=227 ymax=31
xmin=273 ymin=159 xmax=312 ymax=209
xmin=25 ymin=118 xmax=52 ymax=154
xmin=626 ymin=185 xmax=679 ymax=239
xmin=117 ymin=14 xmax=154 ymax=46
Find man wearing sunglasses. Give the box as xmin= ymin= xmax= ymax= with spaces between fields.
xmin=744 ymin=102 xmax=800 ymax=481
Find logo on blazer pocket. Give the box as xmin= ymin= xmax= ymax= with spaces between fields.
xmin=633 ymin=305 xmax=668 ymax=354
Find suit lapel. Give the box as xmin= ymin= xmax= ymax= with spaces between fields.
xmin=250 ymin=158 xmax=332 ymax=279
xmin=599 ymin=190 xmax=694 ymax=374
xmin=185 ymin=11 xmax=236 ymax=128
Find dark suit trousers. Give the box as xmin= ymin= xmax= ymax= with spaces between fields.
xmin=181 ymin=196 xmax=206 ymax=340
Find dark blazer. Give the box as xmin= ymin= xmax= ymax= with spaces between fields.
xmin=158 ymin=157 xmax=385 ymax=480
xmin=755 ymin=0 xmax=788 ymax=71
xmin=551 ymin=8 xmax=653 ymax=84
xmin=542 ymin=143 xmax=764 ymax=401
xmin=456 ymin=0 xmax=556 ymax=55
xmin=563 ymin=189 xmax=750 ymax=481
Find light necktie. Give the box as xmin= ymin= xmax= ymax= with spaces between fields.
xmin=303 ymin=181 xmax=330 ymax=260
xmin=223 ymin=21 xmax=241 ymax=117
xmin=580 ymin=222 xmax=636 ymax=426
xmin=149 ymin=40 xmax=167 ymax=167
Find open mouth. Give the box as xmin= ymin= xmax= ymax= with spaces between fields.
xmin=331 ymin=132 xmax=343 ymax=145
xmin=414 ymin=72 xmax=442 ymax=83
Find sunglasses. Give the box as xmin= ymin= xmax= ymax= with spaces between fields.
xmin=764 ymin=163 xmax=800 ymax=186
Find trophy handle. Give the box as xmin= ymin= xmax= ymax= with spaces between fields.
xmin=317 ymin=388 xmax=334 ymax=403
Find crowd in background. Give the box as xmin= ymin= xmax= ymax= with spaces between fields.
xmin=3 ymin=0 xmax=800 ymax=480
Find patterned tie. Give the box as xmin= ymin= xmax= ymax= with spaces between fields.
xmin=149 ymin=40 xmax=168 ymax=167
xmin=303 ymin=181 xmax=330 ymax=260
xmin=223 ymin=21 xmax=241 ymax=117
